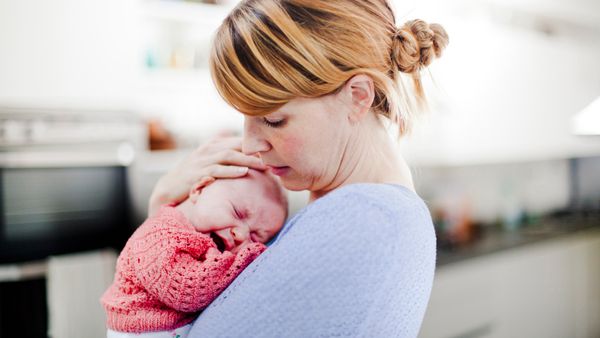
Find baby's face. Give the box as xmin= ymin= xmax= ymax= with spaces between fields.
xmin=186 ymin=170 xmax=287 ymax=253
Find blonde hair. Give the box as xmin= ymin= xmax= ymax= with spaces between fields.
xmin=209 ymin=0 xmax=448 ymax=137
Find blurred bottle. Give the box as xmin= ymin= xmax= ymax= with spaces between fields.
xmin=434 ymin=186 xmax=474 ymax=246
xmin=148 ymin=119 xmax=176 ymax=150
xmin=500 ymin=180 xmax=524 ymax=231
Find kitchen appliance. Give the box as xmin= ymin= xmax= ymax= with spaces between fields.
xmin=0 ymin=105 xmax=145 ymax=337
xmin=0 ymin=105 xmax=145 ymax=263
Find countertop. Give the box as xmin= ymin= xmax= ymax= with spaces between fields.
xmin=436 ymin=211 xmax=600 ymax=266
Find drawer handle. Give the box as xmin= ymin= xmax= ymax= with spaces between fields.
xmin=448 ymin=322 xmax=494 ymax=338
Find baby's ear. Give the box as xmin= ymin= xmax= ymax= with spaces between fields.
xmin=189 ymin=176 xmax=216 ymax=203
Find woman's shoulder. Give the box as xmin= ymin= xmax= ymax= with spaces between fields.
xmin=324 ymin=182 xmax=426 ymax=208
xmin=286 ymin=183 xmax=431 ymax=228
xmin=307 ymin=183 xmax=428 ymax=216
xmin=274 ymin=183 xmax=435 ymax=252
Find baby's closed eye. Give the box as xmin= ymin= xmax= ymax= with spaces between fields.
xmin=250 ymin=231 xmax=267 ymax=243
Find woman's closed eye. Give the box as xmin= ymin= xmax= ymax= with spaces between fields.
xmin=261 ymin=117 xmax=286 ymax=128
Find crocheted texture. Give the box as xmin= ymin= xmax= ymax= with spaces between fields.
xmin=187 ymin=183 xmax=437 ymax=338
xmin=100 ymin=205 xmax=266 ymax=333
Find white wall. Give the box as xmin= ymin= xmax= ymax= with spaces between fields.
xmin=398 ymin=0 xmax=600 ymax=165
xmin=0 ymin=0 xmax=141 ymax=106
xmin=1 ymin=0 xmax=599 ymax=162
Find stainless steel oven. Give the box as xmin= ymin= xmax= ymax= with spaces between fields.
xmin=0 ymin=105 xmax=145 ymax=263
xmin=0 ymin=105 xmax=145 ymax=336
xmin=0 ymin=166 xmax=128 ymax=263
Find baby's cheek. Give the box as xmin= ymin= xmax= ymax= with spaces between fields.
xmin=269 ymin=206 xmax=287 ymax=230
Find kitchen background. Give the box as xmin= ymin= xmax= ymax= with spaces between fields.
xmin=0 ymin=0 xmax=599 ymax=337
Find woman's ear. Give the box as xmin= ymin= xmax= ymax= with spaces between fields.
xmin=189 ymin=176 xmax=216 ymax=203
xmin=342 ymin=74 xmax=375 ymax=123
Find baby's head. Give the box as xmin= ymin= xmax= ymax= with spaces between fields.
xmin=177 ymin=169 xmax=288 ymax=253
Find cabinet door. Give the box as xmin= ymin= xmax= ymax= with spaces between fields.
xmin=47 ymin=250 xmax=117 ymax=338
xmin=489 ymin=241 xmax=578 ymax=338
xmin=577 ymin=230 xmax=600 ymax=338
xmin=419 ymin=259 xmax=496 ymax=338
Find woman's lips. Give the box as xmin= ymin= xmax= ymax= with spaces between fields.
xmin=267 ymin=165 xmax=290 ymax=176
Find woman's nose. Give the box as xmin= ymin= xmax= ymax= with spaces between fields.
xmin=242 ymin=117 xmax=271 ymax=155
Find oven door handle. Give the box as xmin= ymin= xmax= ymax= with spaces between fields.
xmin=0 ymin=260 xmax=47 ymax=282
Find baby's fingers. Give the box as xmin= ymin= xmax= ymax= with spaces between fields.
xmin=205 ymin=247 xmax=221 ymax=258
xmin=232 ymin=243 xmax=267 ymax=267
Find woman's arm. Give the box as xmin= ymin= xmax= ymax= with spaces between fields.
xmin=148 ymin=136 xmax=266 ymax=217
xmin=187 ymin=185 xmax=437 ymax=338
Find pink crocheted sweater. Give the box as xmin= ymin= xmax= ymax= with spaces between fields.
xmin=100 ymin=205 xmax=266 ymax=333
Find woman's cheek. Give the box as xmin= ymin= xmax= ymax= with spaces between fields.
xmin=278 ymin=134 xmax=303 ymax=163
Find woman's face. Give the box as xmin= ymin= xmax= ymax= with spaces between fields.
xmin=242 ymin=92 xmax=352 ymax=193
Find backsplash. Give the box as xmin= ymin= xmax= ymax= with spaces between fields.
xmin=412 ymin=158 xmax=576 ymax=225
xmin=570 ymin=155 xmax=600 ymax=211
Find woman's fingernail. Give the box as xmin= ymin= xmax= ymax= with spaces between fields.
xmin=237 ymin=167 xmax=249 ymax=173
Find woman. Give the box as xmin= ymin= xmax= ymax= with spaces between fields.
xmin=148 ymin=0 xmax=448 ymax=336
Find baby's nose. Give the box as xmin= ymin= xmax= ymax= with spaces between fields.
xmin=231 ymin=226 xmax=249 ymax=243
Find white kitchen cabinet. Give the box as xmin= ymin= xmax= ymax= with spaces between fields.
xmin=419 ymin=228 xmax=600 ymax=338
xmin=418 ymin=257 xmax=496 ymax=338
xmin=489 ymin=237 xmax=578 ymax=337
xmin=46 ymin=249 xmax=117 ymax=338
xmin=578 ymin=232 xmax=600 ymax=337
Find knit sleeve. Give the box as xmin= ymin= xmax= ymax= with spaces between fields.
xmin=187 ymin=185 xmax=437 ymax=338
xmin=131 ymin=223 xmax=266 ymax=313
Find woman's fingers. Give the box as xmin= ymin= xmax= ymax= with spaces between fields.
xmin=148 ymin=135 xmax=267 ymax=216
xmin=210 ymin=149 xmax=266 ymax=170
xmin=199 ymin=164 xmax=251 ymax=179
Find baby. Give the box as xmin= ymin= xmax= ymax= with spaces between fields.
xmin=101 ymin=169 xmax=287 ymax=337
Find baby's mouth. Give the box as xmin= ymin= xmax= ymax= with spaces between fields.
xmin=210 ymin=232 xmax=226 ymax=252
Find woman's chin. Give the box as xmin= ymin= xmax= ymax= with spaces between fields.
xmin=279 ymin=177 xmax=309 ymax=192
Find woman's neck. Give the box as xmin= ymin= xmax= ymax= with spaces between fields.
xmin=309 ymin=119 xmax=415 ymax=202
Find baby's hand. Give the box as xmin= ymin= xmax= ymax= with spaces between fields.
xmin=236 ymin=242 xmax=266 ymax=258
xmin=199 ymin=241 xmax=266 ymax=295
xmin=203 ymin=242 xmax=265 ymax=273
xmin=230 ymin=242 xmax=267 ymax=273
xmin=205 ymin=247 xmax=221 ymax=257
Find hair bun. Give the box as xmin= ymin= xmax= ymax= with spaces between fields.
xmin=391 ymin=19 xmax=449 ymax=73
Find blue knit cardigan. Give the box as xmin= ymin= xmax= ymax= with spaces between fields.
xmin=188 ymin=183 xmax=436 ymax=338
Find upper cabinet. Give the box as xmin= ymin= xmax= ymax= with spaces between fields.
xmin=140 ymin=0 xmax=238 ymax=72
xmin=137 ymin=0 xmax=243 ymax=142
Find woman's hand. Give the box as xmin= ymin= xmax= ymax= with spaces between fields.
xmin=148 ymin=136 xmax=266 ymax=217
